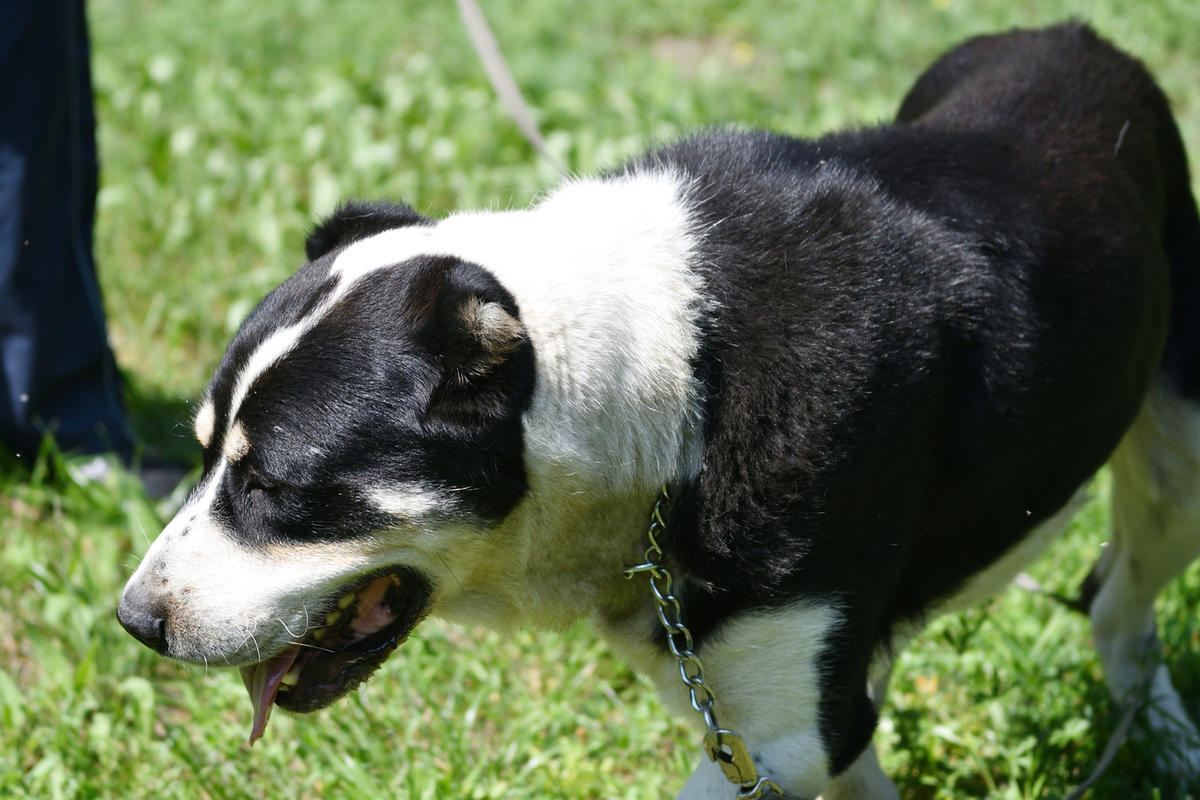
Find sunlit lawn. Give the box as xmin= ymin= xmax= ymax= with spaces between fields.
xmin=2 ymin=0 xmax=1199 ymax=797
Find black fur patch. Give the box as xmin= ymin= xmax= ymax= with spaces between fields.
xmin=305 ymin=200 xmax=431 ymax=261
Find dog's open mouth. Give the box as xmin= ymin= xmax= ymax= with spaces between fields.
xmin=239 ymin=567 xmax=432 ymax=744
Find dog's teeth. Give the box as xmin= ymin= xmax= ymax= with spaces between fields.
xmin=338 ymin=593 xmax=356 ymax=609
xmin=280 ymin=667 xmax=300 ymax=687
xmin=312 ymin=628 xmax=326 ymax=641
xmin=326 ymin=611 xmax=340 ymax=626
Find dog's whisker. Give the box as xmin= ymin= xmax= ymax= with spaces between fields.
xmin=137 ymin=520 xmax=152 ymax=549
xmin=438 ymin=553 xmax=463 ymax=591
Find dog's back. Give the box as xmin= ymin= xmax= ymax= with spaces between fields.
xmin=899 ymin=23 xmax=1200 ymax=395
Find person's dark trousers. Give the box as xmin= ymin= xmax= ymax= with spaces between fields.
xmin=0 ymin=0 xmax=132 ymax=459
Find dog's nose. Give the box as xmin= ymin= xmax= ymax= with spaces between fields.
xmin=117 ymin=589 xmax=170 ymax=654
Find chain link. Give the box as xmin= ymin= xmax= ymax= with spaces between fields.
xmin=625 ymin=486 xmax=784 ymax=800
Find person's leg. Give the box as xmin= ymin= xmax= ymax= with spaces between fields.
xmin=0 ymin=0 xmax=133 ymax=458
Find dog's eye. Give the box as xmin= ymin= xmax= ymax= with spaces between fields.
xmin=243 ymin=471 xmax=279 ymax=502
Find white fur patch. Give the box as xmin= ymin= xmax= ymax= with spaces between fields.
xmin=662 ymin=602 xmax=840 ymax=799
xmin=368 ymin=484 xmax=447 ymax=521
xmin=194 ymin=400 xmax=215 ymax=448
xmin=223 ymin=421 xmax=250 ymax=463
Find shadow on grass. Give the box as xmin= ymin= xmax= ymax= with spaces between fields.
xmin=0 ymin=375 xmax=200 ymax=488
xmin=123 ymin=378 xmax=203 ymax=469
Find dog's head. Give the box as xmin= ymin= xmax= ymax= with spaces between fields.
xmin=118 ymin=175 xmax=705 ymax=743
xmin=118 ymin=201 xmax=538 ymax=740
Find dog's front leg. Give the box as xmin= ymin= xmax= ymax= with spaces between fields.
xmin=661 ymin=600 xmax=890 ymax=799
xmin=817 ymin=743 xmax=898 ymax=800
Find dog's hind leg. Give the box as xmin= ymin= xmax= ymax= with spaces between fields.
xmin=1087 ymin=379 xmax=1200 ymax=777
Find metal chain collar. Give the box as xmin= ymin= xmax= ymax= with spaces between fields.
xmin=624 ymin=486 xmax=784 ymax=800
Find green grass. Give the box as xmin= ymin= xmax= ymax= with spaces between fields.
xmin=3 ymin=0 xmax=1199 ymax=797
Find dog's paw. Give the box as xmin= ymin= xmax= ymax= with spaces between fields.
xmin=1134 ymin=666 xmax=1200 ymax=783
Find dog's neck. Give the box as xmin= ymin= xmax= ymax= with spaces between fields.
xmin=432 ymin=476 xmax=658 ymax=635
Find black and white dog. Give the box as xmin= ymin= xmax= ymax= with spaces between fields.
xmin=119 ymin=24 xmax=1200 ymax=797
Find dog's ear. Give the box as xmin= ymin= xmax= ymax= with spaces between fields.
xmin=405 ymin=257 xmax=533 ymax=423
xmin=305 ymin=200 xmax=430 ymax=261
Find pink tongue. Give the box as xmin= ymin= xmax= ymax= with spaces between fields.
xmin=239 ymin=646 xmax=301 ymax=745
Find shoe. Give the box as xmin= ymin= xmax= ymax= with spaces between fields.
xmin=70 ymin=452 xmax=190 ymax=500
